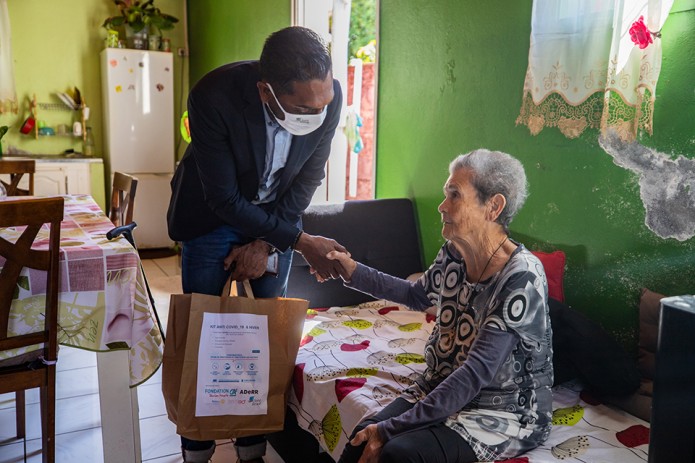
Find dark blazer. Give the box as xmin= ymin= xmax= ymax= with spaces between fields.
xmin=167 ymin=61 xmax=342 ymax=251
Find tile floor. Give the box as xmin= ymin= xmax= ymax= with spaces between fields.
xmin=0 ymin=256 xmax=286 ymax=463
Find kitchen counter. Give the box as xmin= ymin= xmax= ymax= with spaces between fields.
xmin=0 ymin=154 xmax=106 ymax=210
xmin=1 ymin=154 xmax=103 ymax=163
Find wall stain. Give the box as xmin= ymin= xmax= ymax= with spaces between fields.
xmin=599 ymin=130 xmax=695 ymax=241
xmin=596 ymin=176 xmax=640 ymax=223
xmin=439 ymin=59 xmax=456 ymax=94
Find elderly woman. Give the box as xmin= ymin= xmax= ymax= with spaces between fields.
xmin=325 ymin=149 xmax=553 ymax=463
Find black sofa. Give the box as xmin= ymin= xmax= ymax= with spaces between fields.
xmin=269 ymin=198 xmax=425 ymax=462
xmin=285 ymin=198 xmax=425 ymax=308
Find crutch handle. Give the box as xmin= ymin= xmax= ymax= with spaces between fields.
xmin=106 ymin=222 xmax=137 ymax=247
xmin=106 ymin=222 xmax=137 ymax=240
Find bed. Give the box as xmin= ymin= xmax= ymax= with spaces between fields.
xmin=285 ymin=300 xmax=650 ymax=462
xmin=268 ymin=198 xmax=653 ymax=463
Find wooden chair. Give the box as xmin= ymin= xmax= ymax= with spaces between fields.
xmin=0 ymin=159 xmax=36 ymax=196
xmin=0 ymin=196 xmax=64 ymax=463
xmin=109 ymin=172 xmax=138 ymax=227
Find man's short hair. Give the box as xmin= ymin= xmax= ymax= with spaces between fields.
xmin=259 ymin=26 xmax=332 ymax=95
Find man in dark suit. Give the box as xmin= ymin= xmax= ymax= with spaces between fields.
xmin=167 ymin=26 xmax=345 ymax=463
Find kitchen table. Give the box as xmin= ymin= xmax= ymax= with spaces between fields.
xmin=0 ymin=194 xmax=163 ymax=463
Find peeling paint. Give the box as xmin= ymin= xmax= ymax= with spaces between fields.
xmin=599 ymin=130 xmax=695 ymax=241
xmin=445 ymin=59 xmax=456 ymax=85
xmin=439 ymin=59 xmax=457 ymax=94
xmin=595 ymin=175 xmax=640 ymax=223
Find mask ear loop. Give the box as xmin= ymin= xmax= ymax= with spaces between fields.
xmin=265 ymin=83 xmax=289 ymax=116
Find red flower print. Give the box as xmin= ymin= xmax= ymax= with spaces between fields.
xmin=629 ymin=16 xmax=655 ymax=49
xmin=340 ymin=340 xmax=370 ymax=351
xmin=293 ymin=363 xmax=306 ymax=403
xmin=616 ymin=424 xmax=650 ymax=448
xmin=378 ymin=306 xmax=399 ymax=315
xmin=335 ymin=377 xmax=367 ymax=402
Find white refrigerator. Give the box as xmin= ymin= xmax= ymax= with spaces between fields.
xmin=100 ymin=48 xmax=175 ymax=249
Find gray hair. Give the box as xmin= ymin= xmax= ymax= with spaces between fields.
xmin=449 ymin=149 xmax=529 ymax=231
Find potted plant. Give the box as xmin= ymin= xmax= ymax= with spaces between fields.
xmin=103 ymin=0 xmax=178 ymax=47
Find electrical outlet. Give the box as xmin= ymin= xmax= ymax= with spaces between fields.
xmin=177 ymin=47 xmax=189 ymax=57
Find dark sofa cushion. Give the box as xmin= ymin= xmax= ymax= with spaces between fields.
xmin=286 ymin=199 xmax=424 ymax=308
xmin=549 ymin=298 xmax=641 ymax=396
xmin=638 ymin=287 xmax=663 ymax=382
xmin=601 ymin=288 xmax=666 ymax=422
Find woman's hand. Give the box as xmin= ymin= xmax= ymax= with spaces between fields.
xmin=351 ymin=424 xmax=385 ymax=463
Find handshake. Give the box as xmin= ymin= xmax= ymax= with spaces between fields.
xmin=293 ymin=232 xmax=356 ymax=283
xmin=223 ymin=232 xmax=355 ymax=282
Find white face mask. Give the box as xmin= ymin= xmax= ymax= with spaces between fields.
xmin=265 ymin=83 xmax=327 ymax=136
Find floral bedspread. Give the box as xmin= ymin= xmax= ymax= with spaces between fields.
xmin=290 ymin=301 xmax=650 ymax=462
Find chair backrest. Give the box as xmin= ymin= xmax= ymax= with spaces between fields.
xmin=110 ymin=172 xmax=138 ymax=227
xmin=0 ymin=159 xmax=36 ymax=196
xmin=0 ymin=197 xmax=63 ymax=360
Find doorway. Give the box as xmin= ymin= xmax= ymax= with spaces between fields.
xmin=292 ymin=0 xmax=378 ymax=202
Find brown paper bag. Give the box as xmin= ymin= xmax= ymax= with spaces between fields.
xmin=162 ymin=288 xmax=308 ymax=440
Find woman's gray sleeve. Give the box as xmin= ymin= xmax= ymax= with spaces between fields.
xmin=377 ymin=326 xmax=518 ymax=440
xmin=345 ymin=263 xmax=432 ymax=311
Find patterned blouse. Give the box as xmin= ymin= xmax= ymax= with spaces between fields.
xmin=348 ymin=241 xmax=554 ymax=461
xmin=409 ymin=242 xmax=553 ymax=460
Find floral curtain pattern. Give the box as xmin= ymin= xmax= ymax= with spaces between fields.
xmin=0 ymin=0 xmax=17 ymax=114
xmin=516 ymin=0 xmax=673 ymax=141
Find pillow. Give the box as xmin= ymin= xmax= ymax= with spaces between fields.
xmin=531 ymin=250 xmax=566 ymax=302
xmin=638 ymin=287 xmax=663 ymax=382
xmin=549 ymin=298 xmax=640 ymax=396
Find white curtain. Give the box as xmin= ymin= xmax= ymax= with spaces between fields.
xmin=516 ymin=0 xmax=673 ymax=141
xmin=0 ymin=0 xmax=17 ymax=114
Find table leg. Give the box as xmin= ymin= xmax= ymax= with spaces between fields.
xmin=97 ymin=350 xmax=142 ymax=463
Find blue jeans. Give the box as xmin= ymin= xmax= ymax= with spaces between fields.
xmin=180 ymin=225 xmax=294 ymax=458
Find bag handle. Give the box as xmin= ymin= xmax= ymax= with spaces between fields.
xmin=221 ymin=277 xmax=255 ymax=299
xmin=237 ymin=280 xmax=255 ymax=299
xmin=222 ymin=278 xmax=256 ymax=299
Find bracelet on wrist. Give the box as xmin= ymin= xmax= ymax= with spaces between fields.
xmin=291 ymin=230 xmax=304 ymax=250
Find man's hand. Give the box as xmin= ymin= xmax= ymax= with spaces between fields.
xmin=313 ymin=250 xmax=356 ymax=282
xmin=350 ymin=424 xmax=385 ymax=463
xmin=294 ymin=233 xmax=348 ymax=280
xmin=223 ymin=240 xmax=271 ymax=281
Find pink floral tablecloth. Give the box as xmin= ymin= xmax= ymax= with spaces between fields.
xmin=0 ymin=194 xmax=163 ymax=386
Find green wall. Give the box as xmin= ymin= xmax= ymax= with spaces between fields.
xmin=45 ymin=0 xmax=686 ymax=349
xmin=377 ymin=0 xmax=695 ymax=348
xmin=1 ymin=0 xmax=188 ymax=206
xmin=178 ymin=0 xmax=693 ymax=348
xmin=187 ymin=0 xmax=291 ymax=87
